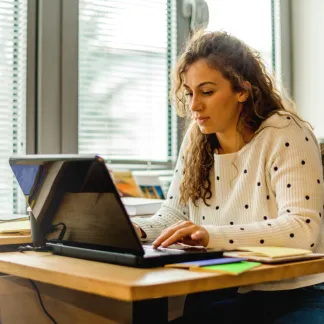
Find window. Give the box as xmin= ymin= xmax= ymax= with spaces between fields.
xmin=0 ymin=0 xmax=27 ymax=215
xmin=78 ymin=0 xmax=177 ymax=162
xmin=205 ymin=0 xmax=274 ymax=71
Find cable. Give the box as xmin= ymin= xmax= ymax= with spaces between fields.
xmin=17 ymin=222 xmax=67 ymax=253
xmin=18 ymin=245 xmax=48 ymax=252
xmin=29 ymin=279 xmax=57 ymax=324
xmin=51 ymin=222 xmax=67 ymax=241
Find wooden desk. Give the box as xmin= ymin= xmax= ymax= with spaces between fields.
xmin=0 ymin=235 xmax=31 ymax=246
xmin=0 ymin=252 xmax=324 ymax=323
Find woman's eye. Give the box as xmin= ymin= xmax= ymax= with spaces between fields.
xmin=202 ymin=91 xmax=214 ymax=96
xmin=184 ymin=92 xmax=193 ymax=97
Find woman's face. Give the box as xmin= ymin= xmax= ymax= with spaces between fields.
xmin=183 ymin=59 xmax=247 ymax=135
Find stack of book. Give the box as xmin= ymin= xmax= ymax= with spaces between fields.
xmin=109 ymin=168 xmax=168 ymax=216
xmin=0 ymin=216 xmax=30 ymax=236
xmin=109 ymin=169 xmax=167 ymax=200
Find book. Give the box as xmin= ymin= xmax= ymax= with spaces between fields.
xmin=223 ymin=246 xmax=324 ymax=264
xmin=121 ymin=197 xmax=164 ymax=216
xmin=139 ymin=185 xmax=165 ymax=199
xmin=0 ymin=219 xmax=30 ymax=234
xmin=191 ymin=261 xmax=261 ymax=275
xmin=164 ymin=257 xmax=245 ymax=269
xmin=132 ymin=172 xmax=166 ymax=199
xmin=110 ymin=170 xmax=143 ymax=198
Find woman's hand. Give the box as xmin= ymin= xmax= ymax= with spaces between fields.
xmin=133 ymin=223 xmax=143 ymax=238
xmin=152 ymin=220 xmax=209 ymax=248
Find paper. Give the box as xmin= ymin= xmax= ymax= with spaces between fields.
xmin=193 ymin=261 xmax=261 ymax=275
xmin=223 ymin=251 xmax=324 ymax=264
xmin=236 ymin=246 xmax=312 ymax=258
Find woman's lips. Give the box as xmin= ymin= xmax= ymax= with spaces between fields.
xmin=196 ymin=117 xmax=210 ymax=125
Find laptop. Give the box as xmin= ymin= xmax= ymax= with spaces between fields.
xmin=9 ymin=155 xmax=222 ymax=267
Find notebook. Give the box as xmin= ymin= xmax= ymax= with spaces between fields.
xmin=9 ymin=154 xmax=222 ymax=268
xmin=223 ymin=246 xmax=324 ymax=264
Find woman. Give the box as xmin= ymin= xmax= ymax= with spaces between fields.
xmin=133 ymin=29 xmax=324 ymax=323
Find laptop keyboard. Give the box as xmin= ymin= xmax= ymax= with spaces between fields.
xmin=142 ymin=244 xmax=186 ymax=256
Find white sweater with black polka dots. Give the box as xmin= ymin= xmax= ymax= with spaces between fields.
xmin=133 ymin=112 xmax=324 ymax=291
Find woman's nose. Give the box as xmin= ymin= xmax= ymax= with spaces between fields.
xmin=190 ymin=95 xmax=203 ymax=111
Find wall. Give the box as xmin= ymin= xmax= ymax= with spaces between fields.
xmin=291 ymin=0 xmax=324 ymax=140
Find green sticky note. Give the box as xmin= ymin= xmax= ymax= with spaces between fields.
xmin=201 ymin=261 xmax=261 ymax=275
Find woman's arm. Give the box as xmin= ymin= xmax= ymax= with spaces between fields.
xmin=152 ymin=119 xmax=324 ymax=250
xmin=132 ymin=130 xmax=191 ymax=241
xmin=203 ymin=120 xmax=324 ymax=250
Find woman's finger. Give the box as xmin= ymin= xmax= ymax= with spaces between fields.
xmin=191 ymin=230 xmax=209 ymax=247
xmin=159 ymin=225 xmax=198 ymax=248
xmin=153 ymin=221 xmax=193 ymax=248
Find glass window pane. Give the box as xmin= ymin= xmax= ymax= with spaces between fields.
xmin=0 ymin=0 xmax=27 ymax=215
xmin=78 ymin=0 xmax=173 ymax=161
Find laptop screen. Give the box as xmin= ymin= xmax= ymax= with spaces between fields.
xmin=9 ymin=155 xmax=143 ymax=255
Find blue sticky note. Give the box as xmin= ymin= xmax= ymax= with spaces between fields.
xmin=173 ymin=257 xmax=245 ymax=267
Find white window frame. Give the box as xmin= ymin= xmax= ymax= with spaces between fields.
xmin=30 ymin=0 xmax=291 ymax=163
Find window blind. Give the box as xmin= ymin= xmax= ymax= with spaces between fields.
xmin=78 ymin=0 xmax=177 ymax=162
xmin=0 ymin=0 xmax=27 ymax=215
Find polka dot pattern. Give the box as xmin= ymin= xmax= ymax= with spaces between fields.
xmin=132 ymin=114 xmax=324 ymax=271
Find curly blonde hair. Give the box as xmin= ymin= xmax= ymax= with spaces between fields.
xmin=170 ymin=29 xmax=295 ymax=206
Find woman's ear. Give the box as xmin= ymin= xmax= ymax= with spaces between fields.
xmin=237 ymin=81 xmax=251 ymax=103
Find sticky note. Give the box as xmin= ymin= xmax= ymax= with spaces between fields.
xmin=197 ymin=261 xmax=261 ymax=275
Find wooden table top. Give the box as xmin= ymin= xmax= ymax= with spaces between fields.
xmin=0 ymin=251 xmax=324 ymax=301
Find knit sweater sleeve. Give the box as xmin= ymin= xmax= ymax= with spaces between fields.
xmin=132 ymin=132 xmax=190 ymax=241
xmin=203 ymin=121 xmax=324 ymax=250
